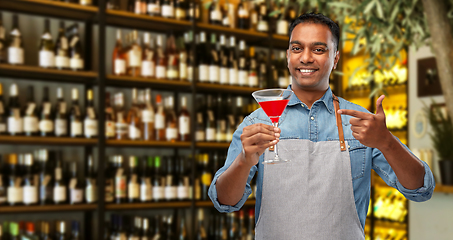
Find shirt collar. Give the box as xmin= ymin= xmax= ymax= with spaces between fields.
xmin=287 ymin=85 xmax=335 ymax=114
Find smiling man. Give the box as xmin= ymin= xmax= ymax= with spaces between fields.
xmin=208 ymin=13 xmax=435 ymax=239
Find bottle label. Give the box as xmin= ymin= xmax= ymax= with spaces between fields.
xmin=220 ymin=67 xmax=229 ymax=84
xmin=7 ymin=186 xmax=23 ymax=203
xmin=279 ymin=76 xmax=288 ymax=88
xmin=257 ymin=21 xmax=269 ymax=32
xmin=277 ymin=20 xmax=289 ymax=35
xmin=128 ymin=182 xmax=139 ymax=199
xmin=248 ymin=74 xmax=258 ymax=87
xmin=156 ymin=65 xmax=167 ymax=78
xmin=80 ymin=0 xmax=92 ymax=5
xmin=177 ymin=185 xmax=189 ymax=200
xmin=85 ymin=183 xmax=97 ymax=203
xmin=238 ymin=9 xmax=248 ymax=17
xmin=155 ymin=114 xmax=165 ymax=130
xmin=71 ymin=121 xmax=83 ymax=136
xmin=23 ymin=186 xmax=38 ymax=204
xmin=114 ymin=59 xmax=126 ymax=75
xmin=84 ymin=119 xmax=98 ymax=137
xmin=153 ymin=186 xmax=164 ymax=200
xmin=0 ymin=124 xmax=5 ymax=133
xmin=70 ymin=57 xmax=84 ymax=70
xmin=238 ymin=70 xmax=248 ymax=86
xmin=147 ymin=3 xmax=160 ymax=14
xmin=142 ymin=110 xmax=154 ymax=123
xmin=187 ymin=66 xmax=193 ymax=82
xmin=222 ymin=15 xmax=230 ymax=26
xmin=140 ymin=179 xmax=152 ymax=201
xmin=128 ymin=48 xmax=142 ymax=67
xmin=55 ymin=118 xmax=67 ymax=136
xmin=210 ymin=9 xmax=222 ymax=21
xmin=164 ymin=186 xmax=177 ymax=200
xmin=105 ymin=179 xmax=114 ymax=202
xmin=209 ymin=65 xmax=219 ymax=83
xmin=229 ymin=68 xmax=238 ymax=85
xmin=179 ymin=62 xmax=187 ymax=79
xmin=199 ymin=64 xmax=209 ymax=82
xmin=53 ymin=186 xmax=67 ymax=202
xmin=129 ymin=125 xmax=141 ymax=140
xmin=70 ymin=188 xmax=84 ymax=203
xmin=106 ymin=120 xmax=115 ymax=137
xmin=23 ymin=116 xmax=38 ymax=132
xmin=141 ymin=60 xmax=155 ymax=77
xmin=166 ymin=127 xmax=177 ymax=141
xmin=8 ymin=47 xmax=24 ymax=64
xmin=206 ymin=128 xmax=216 ymax=141
xmin=115 ymin=175 xmax=127 ymax=198
xmin=39 ymin=50 xmax=55 ymax=68
xmin=55 ymin=56 xmax=69 ymax=68
xmin=8 ymin=116 xmax=23 ymax=134
xmin=39 ymin=119 xmax=54 ymax=132
xmin=166 ymin=68 xmax=179 ymax=79
xmin=179 ymin=116 xmax=190 ymax=135
xmin=161 ymin=5 xmax=174 ymax=18
xmin=195 ymin=130 xmax=205 ymax=141
xmin=176 ymin=8 xmax=186 ymax=19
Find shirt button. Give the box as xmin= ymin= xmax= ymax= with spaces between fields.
xmin=301 ymin=103 xmax=305 ymax=107
xmin=310 ymin=116 xmax=315 ymax=120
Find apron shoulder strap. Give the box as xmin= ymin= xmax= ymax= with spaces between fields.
xmin=332 ymin=94 xmax=346 ymax=152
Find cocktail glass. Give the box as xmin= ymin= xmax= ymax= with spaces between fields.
xmin=252 ymin=89 xmax=293 ymax=164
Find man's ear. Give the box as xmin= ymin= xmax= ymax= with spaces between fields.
xmin=333 ymin=51 xmax=340 ymax=70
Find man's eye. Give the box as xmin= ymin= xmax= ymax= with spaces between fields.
xmin=314 ymin=48 xmax=325 ymax=53
xmin=292 ymin=47 xmax=301 ymax=51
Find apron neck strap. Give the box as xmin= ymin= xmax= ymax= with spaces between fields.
xmin=332 ymin=94 xmax=346 ymax=152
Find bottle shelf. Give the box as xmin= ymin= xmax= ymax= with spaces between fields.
xmin=272 ymin=34 xmax=290 ymax=49
xmin=195 ymin=82 xmax=261 ymax=95
xmin=106 ymin=75 xmax=192 ymax=91
xmin=434 ymin=184 xmax=453 ymax=194
xmin=105 ymin=9 xmax=192 ymax=32
xmin=105 ymin=201 xmax=191 ymax=210
xmin=0 ymin=0 xmax=98 ymax=20
xmin=0 ymin=204 xmax=97 ymax=213
xmin=0 ymin=135 xmax=98 ymax=146
xmin=195 ymin=199 xmax=256 ymax=208
xmin=0 ymin=64 xmax=97 ymax=83
xmin=196 ymin=23 xmax=268 ymax=44
xmin=195 ymin=142 xmax=230 ymax=149
xmin=106 ymin=139 xmax=191 ymax=148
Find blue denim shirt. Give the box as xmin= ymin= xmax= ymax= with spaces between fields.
xmin=208 ymin=86 xmax=435 ymax=229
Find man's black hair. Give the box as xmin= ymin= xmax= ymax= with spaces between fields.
xmin=288 ymin=12 xmax=340 ymax=51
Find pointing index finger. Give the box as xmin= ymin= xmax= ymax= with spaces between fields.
xmin=337 ymin=109 xmax=372 ymax=120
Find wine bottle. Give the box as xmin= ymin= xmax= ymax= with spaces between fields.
xmin=22 ymin=154 xmax=38 ymax=206
xmin=79 ymin=0 xmax=92 ymax=6
xmin=277 ymin=51 xmax=289 ymax=88
xmin=175 ymin=0 xmax=187 ymax=20
xmin=237 ymin=0 xmax=249 ymax=30
xmin=209 ymin=0 xmax=222 ymax=25
xmin=69 ymin=88 xmax=83 ymax=138
xmin=84 ymin=89 xmax=98 ymax=138
xmin=8 ymin=14 xmax=24 ymax=65
xmin=164 ymin=156 xmax=176 ymax=201
xmin=205 ymin=95 xmax=216 ymax=142
xmin=0 ymin=84 xmax=6 ymax=135
xmin=114 ymin=155 xmax=126 ymax=204
xmin=38 ymin=149 xmax=52 ymax=205
xmin=200 ymin=154 xmax=211 ymax=200
xmin=248 ymin=47 xmax=258 ymax=87
xmin=155 ymin=35 xmax=167 ymax=79
xmin=142 ymin=218 xmax=151 ymax=240
xmin=40 ymin=221 xmax=52 ymax=240
xmin=0 ymin=13 xmax=6 ymax=63
xmin=7 ymin=84 xmax=23 ymax=136
xmin=234 ymin=96 xmax=244 ymax=129
xmin=127 ymin=88 xmax=142 ymax=140
xmin=142 ymin=88 xmax=155 ymax=141
xmin=107 ymin=0 xmax=120 ymax=9
xmin=141 ymin=33 xmax=155 ymax=78
xmin=256 ymin=0 xmax=269 ymax=33
xmin=178 ymin=36 xmax=188 ymax=81
xmin=113 ymin=29 xmax=127 ymax=76
xmin=187 ymin=0 xmax=200 ymax=21
xmin=39 ymin=87 xmax=54 ymax=137
xmin=152 ymin=156 xmax=164 ymax=202
xmin=55 ymin=21 xmax=70 ymax=70
xmin=249 ymin=2 xmax=258 ymax=31
xmin=127 ymin=0 xmax=135 ymax=12
xmin=247 ymin=209 xmax=255 ymax=239
xmin=238 ymin=40 xmax=248 ymax=86
xmin=129 ymin=216 xmax=141 ymax=240
xmin=164 ymin=96 xmax=177 ymax=142
xmin=147 ymin=0 xmax=161 ymax=16
xmin=166 ymin=33 xmax=179 ymax=80
xmin=105 ymin=92 xmax=116 ymax=139
xmin=85 ymin=155 xmax=97 ymax=203
xmin=70 ymin=221 xmax=80 ymax=240
xmin=225 ymin=96 xmax=235 ymax=142
xmin=128 ymin=30 xmax=142 ymax=77
xmin=194 ymin=96 xmax=205 ymax=142
xmin=68 ymin=161 xmax=83 ymax=204
xmin=23 ymin=86 xmax=39 ymax=136
xmin=0 ymin=155 xmax=6 ymax=205
xmin=6 ymin=154 xmax=22 ymax=206
xmin=68 ymin=24 xmax=84 ymax=71
xmin=178 ymin=213 xmax=187 ymax=240
xmin=197 ymin=32 xmax=209 ymax=83
xmin=257 ymin=51 xmax=268 ymax=88
xmin=54 ymin=87 xmax=68 ymax=137
xmin=53 ymin=153 xmax=67 ymax=204
xmin=196 ymin=209 xmax=207 ymax=240
xmin=39 ymin=19 xmax=55 ymax=68
xmin=178 ymin=96 xmax=190 ymax=142
xmin=215 ymin=95 xmax=226 ymax=142
xmin=127 ymin=156 xmax=140 ymax=203
xmin=104 ymin=157 xmax=114 ymax=204
xmin=218 ymin=35 xmax=229 ymax=85
xmin=208 ymin=33 xmax=219 ymax=84
xmin=55 ymin=221 xmax=67 ymax=240
xmin=221 ymin=3 xmax=230 ymax=28
xmin=276 ymin=5 xmax=289 ymax=36
xmin=176 ymin=156 xmax=189 ymax=201
xmin=151 ymin=215 xmax=163 ymax=239
xmin=184 ymin=32 xmax=194 ymax=82
xmin=114 ymin=92 xmax=128 ymax=140
xmin=228 ymin=36 xmax=238 ymax=85
xmin=161 ymin=0 xmax=175 ymax=19
xmin=139 ymin=157 xmax=152 ymax=202
xmin=134 ymin=0 xmax=143 ymax=14
xmin=154 ymin=94 xmax=166 ymax=141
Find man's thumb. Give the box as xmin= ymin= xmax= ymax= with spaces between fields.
xmin=376 ymin=95 xmax=385 ymax=115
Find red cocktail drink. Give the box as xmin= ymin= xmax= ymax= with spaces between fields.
xmin=258 ymin=99 xmax=290 ymax=123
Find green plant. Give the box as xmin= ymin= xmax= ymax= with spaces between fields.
xmin=426 ymin=102 xmax=453 ymax=160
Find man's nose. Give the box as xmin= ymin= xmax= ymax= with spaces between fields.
xmin=299 ymin=49 xmax=314 ymax=64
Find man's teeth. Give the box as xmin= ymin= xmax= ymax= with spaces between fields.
xmin=299 ymin=69 xmax=316 ymax=73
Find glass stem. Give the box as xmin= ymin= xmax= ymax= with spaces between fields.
xmin=273 ymin=121 xmax=279 ymax=158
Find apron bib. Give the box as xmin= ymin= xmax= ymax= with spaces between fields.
xmin=255 ymin=95 xmax=365 ymax=240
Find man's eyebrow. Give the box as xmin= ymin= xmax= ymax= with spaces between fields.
xmin=289 ymin=41 xmax=329 ymax=48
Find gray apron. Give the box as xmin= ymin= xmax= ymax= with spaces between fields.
xmin=255 ymin=95 xmax=365 ymax=240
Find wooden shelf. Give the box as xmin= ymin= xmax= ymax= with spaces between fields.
xmin=106 ymin=139 xmax=191 ymax=148
xmin=0 ymin=64 xmax=97 ymax=83
xmin=272 ymin=34 xmax=290 ymax=49
xmin=106 ymin=201 xmax=191 ymax=210
xmin=195 ymin=82 xmax=261 ymax=95
xmin=0 ymin=135 xmax=97 ymax=146
xmin=195 ymin=199 xmax=256 ymax=207
xmin=106 ymin=75 xmax=192 ymax=91
xmin=434 ymin=184 xmax=453 ymax=194
xmin=0 ymin=204 xmax=97 ymax=213
xmin=0 ymin=0 xmax=98 ymax=20
xmin=196 ymin=23 xmax=269 ymax=45
xmin=106 ymin=10 xmax=191 ymax=32
xmin=196 ymin=142 xmax=230 ymax=149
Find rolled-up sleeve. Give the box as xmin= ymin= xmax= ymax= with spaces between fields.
xmin=208 ymin=117 xmax=258 ymax=213
xmin=372 ymin=145 xmax=435 ymax=202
